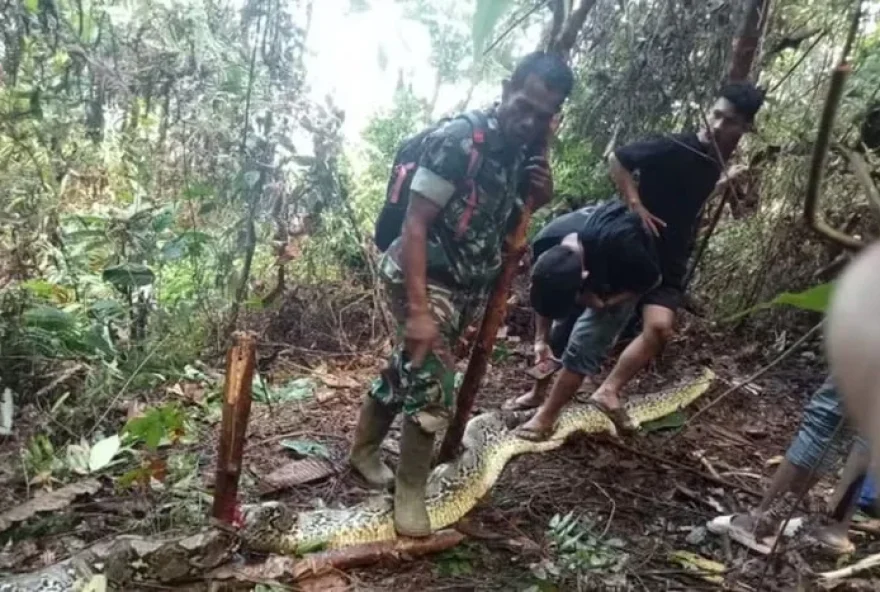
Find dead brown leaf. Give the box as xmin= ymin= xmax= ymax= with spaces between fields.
xmin=0 ymin=479 xmax=101 ymax=532
xmin=316 ymin=373 xmax=359 ymax=389
xmin=208 ymin=553 xmax=297 ymax=582
xmin=298 ymin=573 xmax=349 ymax=592
xmin=260 ymin=459 xmax=334 ymax=494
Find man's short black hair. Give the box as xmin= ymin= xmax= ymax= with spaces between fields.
xmin=511 ymin=51 xmax=574 ymax=99
xmin=530 ymin=244 xmax=581 ymax=320
xmin=720 ymin=81 xmax=765 ymax=123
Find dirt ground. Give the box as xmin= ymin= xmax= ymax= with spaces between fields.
xmin=1 ymin=284 xmax=879 ymax=591
xmin=229 ymin=292 xmax=880 ymax=591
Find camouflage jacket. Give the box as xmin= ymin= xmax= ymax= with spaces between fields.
xmin=384 ymin=107 xmax=527 ymax=292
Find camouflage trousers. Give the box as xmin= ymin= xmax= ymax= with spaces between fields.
xmin=369 ymin=254 xmax=485 ymax=432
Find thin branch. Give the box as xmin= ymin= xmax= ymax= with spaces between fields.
xmin=804 ymin=1 xmax=867 ymax=251
xmin=672 ymin=322 xmax=823 ymax=436
xmin=842 ymin=147 xmax=880 ymax=221
xmin=484 ymin=0 xmax=550 ymax=57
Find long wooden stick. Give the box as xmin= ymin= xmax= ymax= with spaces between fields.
xmin=438 ymin=197 xmax=535 ymax=463
xmin=212 ymin=331 xmax=257 ymax=524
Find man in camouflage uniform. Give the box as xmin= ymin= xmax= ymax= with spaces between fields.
xmin=349 ymin=51 xmax=575 ymax=538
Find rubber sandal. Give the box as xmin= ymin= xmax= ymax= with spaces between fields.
xmin=514 ymin=423 xmax=558 ymax=442
xmin=807 ymin=529 xmax=856 ymax=555
xmin=588 ymin=398 xmax=638 ymax=433
xmin=707 ymin=515 xmax=804 ymax=537
xmin=502 ymin=394 xmax=543 ymax=412
xmin=726 ymin=522 xmax=776 ymax=555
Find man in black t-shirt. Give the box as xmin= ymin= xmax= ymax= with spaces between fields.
xmin=504 ymin=200 xmax=660 ymax=429
xmin=517 ymin=81 xmax=765 ymax=439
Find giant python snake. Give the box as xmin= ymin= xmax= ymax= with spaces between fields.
xmin=0 ymin=368 xmax=713 ymax=591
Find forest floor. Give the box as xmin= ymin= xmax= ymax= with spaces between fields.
xmin=1 ymin=284 xmax=879 ymax=591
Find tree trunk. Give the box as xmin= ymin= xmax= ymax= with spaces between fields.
xmin=726 ymin=0 xmax=768 ymax=82
xmin=687 ymin=0 xmax=770 ymax=286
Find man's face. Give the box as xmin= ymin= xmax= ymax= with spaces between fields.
xmin=698 ymin=97 xmax=751 ymax=154
xmin=498 ymin=74 xmax=564 ymax=147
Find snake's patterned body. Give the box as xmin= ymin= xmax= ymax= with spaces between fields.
xmin=0 ymin=369 xmax=713 ymax=591
xmin=239 ymin=369 xmax=715 ymax=554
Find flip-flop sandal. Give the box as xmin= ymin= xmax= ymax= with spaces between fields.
xmin=806 ymin=530 xmax=856 ymax=555
xmin=502 ymin=395 xmax=543 ymax=412
xmin=707 ymin=515 xmax=804 ymax=537
xmin=514 ymin=424 xmax=558 ymax=442
xmin=726 ymin=522 xmax=776 ymax=555
xmin=588 ymin=399 xmax=638 ymax=433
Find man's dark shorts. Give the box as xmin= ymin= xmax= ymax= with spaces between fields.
xmin=641 ymin=282 xmax=683 ymax=311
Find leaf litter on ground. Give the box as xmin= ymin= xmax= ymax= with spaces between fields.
xmin=280 ymin=439 xmax=330 ymax=459
xmin=252 ymin=374 xmax=316 ymax=404
xmin=0 ymin=479 xmax=101 ymax=532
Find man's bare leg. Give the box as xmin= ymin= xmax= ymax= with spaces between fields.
xmin=814 ymin=442 xmax=870 ymax=552
xmin=516 ymin=368 xmax=585 ymax=439
xmin=590 ymin=304 xmax=675 ymax=413
xmin=729 ymin=459 xmax=822 ymax=536
xmin=505 ymin=376 xmax=552 ymax=410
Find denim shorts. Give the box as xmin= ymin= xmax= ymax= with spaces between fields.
xmin=547 ymin=299 xmax=637 ymax=377
xmin=785 ymin=376 xmax=869 ymax=474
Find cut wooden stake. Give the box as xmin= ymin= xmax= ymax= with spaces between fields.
xmin=212 ymin=331 xmax=257 ymax=524
xmin=292 ymin=530 xmax=465 ymax=580
xmin=438 ymin=197 xmax=534 ymax=463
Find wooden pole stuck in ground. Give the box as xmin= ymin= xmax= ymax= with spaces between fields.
xmin=212 ymin=331 xmax=258 ymax=524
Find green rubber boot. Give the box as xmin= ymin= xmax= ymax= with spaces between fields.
xmin=393 ymin=418 xmax=435 ymax=537
xmin=348 ymin=397 xmax=395 ymax=488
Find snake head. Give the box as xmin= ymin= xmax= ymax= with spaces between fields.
xmin=238 ymin=502 xmax=299 ymax=554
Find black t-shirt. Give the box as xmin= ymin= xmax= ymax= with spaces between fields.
xmin=531 ymin=204 xmax=599 ymax=260
xmin=614 ymin=132 xmax=722 ymax=287
xmin=531 ymin=200 xmax=659 ymax=297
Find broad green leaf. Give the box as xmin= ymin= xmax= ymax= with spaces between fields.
xmin=102 ymin=263 xmax=155 ymax=289
xmin=23 ymin=306 xmax=76 ymax=332
xmin=88 ymin=435 xmax=120 ymax=472
xmin=123 ymin=404 xmax=185 ymax=450
xmin=280 ymin=439 xmax=330 ymax=459
xmin=640 ymin=410 xmax=685 ymax=433
xmin=252 ymin=376 xmax=316 ymax=403
xmin=724 ymin=282 xmax=834 ymax=322
xmin=771 ymin=282 xmax=833 ymax=312
xmin=82 ymin=575 xmax=107 ymax=592
xmin=151 ymin=209 xmax=175 ymax=232
xmin=472 ymin=0 xmax=516 ymax=57
xmin=21 ymin=280 xmax=69 ymax=301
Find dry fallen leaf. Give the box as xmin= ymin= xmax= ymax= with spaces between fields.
xmin=208 ymin=553 xmax=297 ymax=581
xmin=260 ymin=459 xmax=334 ymax=494
xmin=0 ymin=479 xmax=101 ymax=532
xmin=298 ymin=572 xmax=349 ymax=592
xmin=316 ymin=373 xmax=359 ymax=389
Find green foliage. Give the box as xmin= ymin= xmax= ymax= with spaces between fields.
xmin=434 ymin=543 xmax=478 ymax=577
xmin=472 ymin=0 xmax=517 ymax=57
xmin=122 ymin=403 xmax=186 ymax=451
xmin=280 ymin=439 xmax=331 ymax=459
xmin=725 ymin=282 xmax=834 ymax=322
xmin=529 ymin=512 xmax=629 ymax=590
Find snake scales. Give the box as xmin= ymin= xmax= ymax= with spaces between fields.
xmin=0 ymin=368 xmax=713 ymax=591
